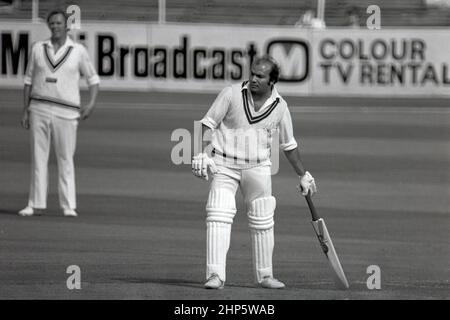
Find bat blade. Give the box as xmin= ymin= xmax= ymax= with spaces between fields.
xmin=311 ymin=218 xmax=349 ymax=289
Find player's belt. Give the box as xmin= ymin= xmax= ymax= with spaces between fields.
xmin=30 ymin=96 xmax=80 ymax=110
xmin=212 ymin=148 xmax=261 ymax=164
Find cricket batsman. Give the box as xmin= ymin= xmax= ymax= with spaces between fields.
xmin=192 ymin=55 xmax=317 ymax=289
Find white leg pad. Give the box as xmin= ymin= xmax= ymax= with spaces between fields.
xmin=205 ymin=189 xmax=236 ymax=282
xmin=248 ymin=196 xmax=276 ymax=283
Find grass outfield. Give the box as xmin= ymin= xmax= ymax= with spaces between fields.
xmin=0 ymin=89 xmax=449 ymax=299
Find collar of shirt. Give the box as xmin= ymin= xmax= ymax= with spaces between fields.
xmin=44 ymin=36 xmax=74 ymax=57
xmin=241 ymin=82 xmax=281 ymax=114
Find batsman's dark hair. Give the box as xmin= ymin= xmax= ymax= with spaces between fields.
xmin=252 ymin=55 xmax=280 ymax=84
xmin=46 ymin=8 xmax=68 ymax=26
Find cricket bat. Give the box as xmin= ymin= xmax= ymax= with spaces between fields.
xmin=304 ymin=192 xmax=350 ymax=289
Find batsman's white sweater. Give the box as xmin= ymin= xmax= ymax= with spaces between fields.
xmin=201 ymin=82 xmax=298 ymax=169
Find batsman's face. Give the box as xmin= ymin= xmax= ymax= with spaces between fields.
xmin=48 ymin=13 xmax=67 ymax=40
xmin=249 ymin=62 xmax=273 ymax=95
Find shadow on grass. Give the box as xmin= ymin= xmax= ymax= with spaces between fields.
xmin=112 ymin=277 xmax=202 ymax=289
xmin=111 ymin=277 xmax=271 ymax=290
xmin=0 ymin=209 xmax=19 ymax=216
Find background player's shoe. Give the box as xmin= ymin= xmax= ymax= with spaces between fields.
xmin=204 ymin=274 xmax=224 ymax=289
xmin=18 ymin=207 xmax=44 ymax=216
xmin=63 ymin=209 xmax=78 ymax=217
xmin=259 ymin=276 xmax=285 ymax=289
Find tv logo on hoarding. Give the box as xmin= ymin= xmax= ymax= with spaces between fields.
xmin=266 ymin=39 xmax=309 ymax=82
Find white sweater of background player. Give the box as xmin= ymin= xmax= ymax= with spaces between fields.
xmin=24 ymin=37 xmax=99 ymax=119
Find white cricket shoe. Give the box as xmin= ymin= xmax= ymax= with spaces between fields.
xmin=259 ymin=276 xmax=285 ymax=289
xmin=18 ymin=206 xmax=34 ymax=216
xmin=18 ymin=206 xmax=44 ymax=216
xmin=63 ymin=209 xmax=78 ymax=217
xmin=204 ymin=274 xmax=224 ymax=290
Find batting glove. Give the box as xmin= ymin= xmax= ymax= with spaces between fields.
xmin=297 ymin=171 xmax=317 ymax=196
xmin=192 ymin=153 xmax=218 ymax=181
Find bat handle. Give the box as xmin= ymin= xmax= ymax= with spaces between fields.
xmin=305 ymin=191 xmax=320 ymax=221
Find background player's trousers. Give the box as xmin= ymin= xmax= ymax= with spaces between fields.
xmin=28 ymin=110 xmax=78 ymax=210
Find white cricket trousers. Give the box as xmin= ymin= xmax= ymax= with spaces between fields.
xmin=28 ymin=110 xmax=78 ymax=210
xmin=206 ymin=164 xmax=275 ymax=283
